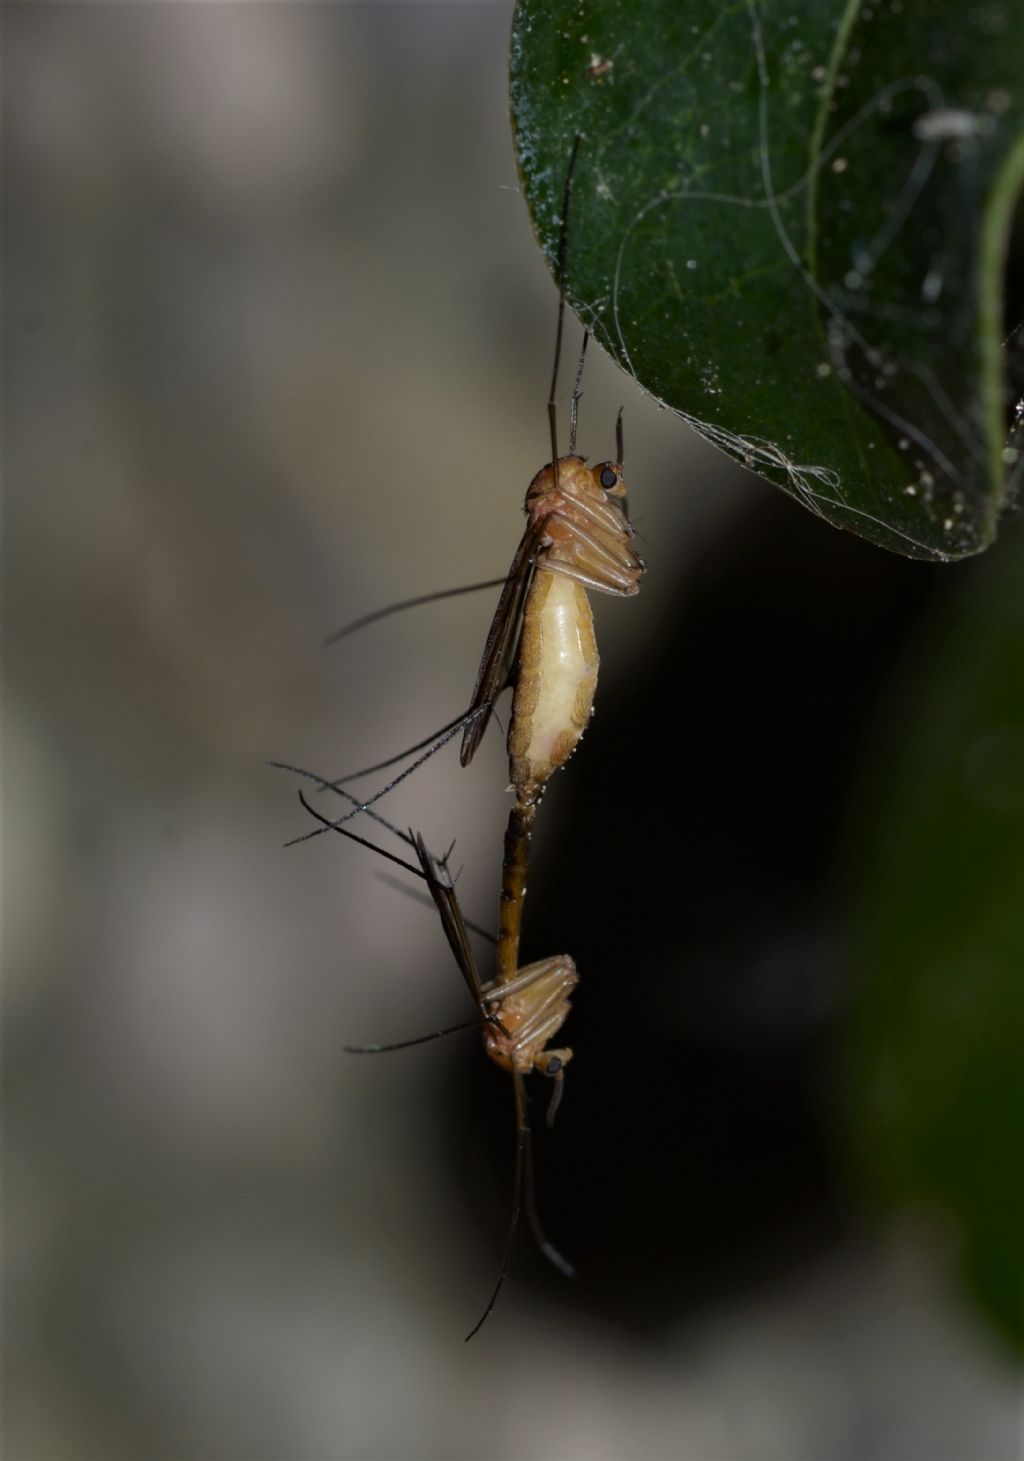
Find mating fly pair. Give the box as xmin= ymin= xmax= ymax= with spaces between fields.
xmin=277 ymin=136 xmax=645 ymax=1335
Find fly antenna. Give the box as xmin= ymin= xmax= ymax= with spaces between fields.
xmin=547 ymin=133 xmax=584 ymax=478
xmin=568 ymin=329 xmax=590 ymax=455
xmin=322 ymin=578 xmax=508 ymax=649
xmin=464 ymin=1072 xmax=529 ymax=1342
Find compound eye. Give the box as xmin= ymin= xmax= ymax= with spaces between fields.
xmin=545 ymin=1055 xmax=563 ymax=1076
xmin=599 ymin=466 xmax=618 ymax=489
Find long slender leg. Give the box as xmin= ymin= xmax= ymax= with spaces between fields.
xmin=283 ymin=713 xmax=475 ymax=848
xmin=464 ymin=1073 xmax=528 ymax=1343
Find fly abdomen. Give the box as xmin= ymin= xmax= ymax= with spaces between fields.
xmin=507 ymin=569 xmax=599 ymax=800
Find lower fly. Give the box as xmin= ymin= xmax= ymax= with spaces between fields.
xmin=297 ymin=793 xmax=578 ymax=1340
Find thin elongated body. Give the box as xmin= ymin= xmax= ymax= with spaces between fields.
xmin=294 ymin=794 xmax=578 ymax=1336
xmin=460 ymin=454 xmax=642 ymax=772
xmin=395 ymin=836 xmax=582 ymax=1320
xmin=493 ymin=453 xmax=644 ymax=981
xmin=411 ymin=837 xmax=583 ymax=1329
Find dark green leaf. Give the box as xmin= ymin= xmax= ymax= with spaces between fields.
xmin=843 ymin=526 xmax=1024 ymax=1349
xmin=511 ymin=0 xmax=1024 ymax=559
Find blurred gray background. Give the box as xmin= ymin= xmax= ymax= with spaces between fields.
xmin=4 ymin=5 xmax=1021 ymax=1460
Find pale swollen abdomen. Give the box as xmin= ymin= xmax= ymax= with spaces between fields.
xmin=507 ymin=569 xmax=599 ymax=799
